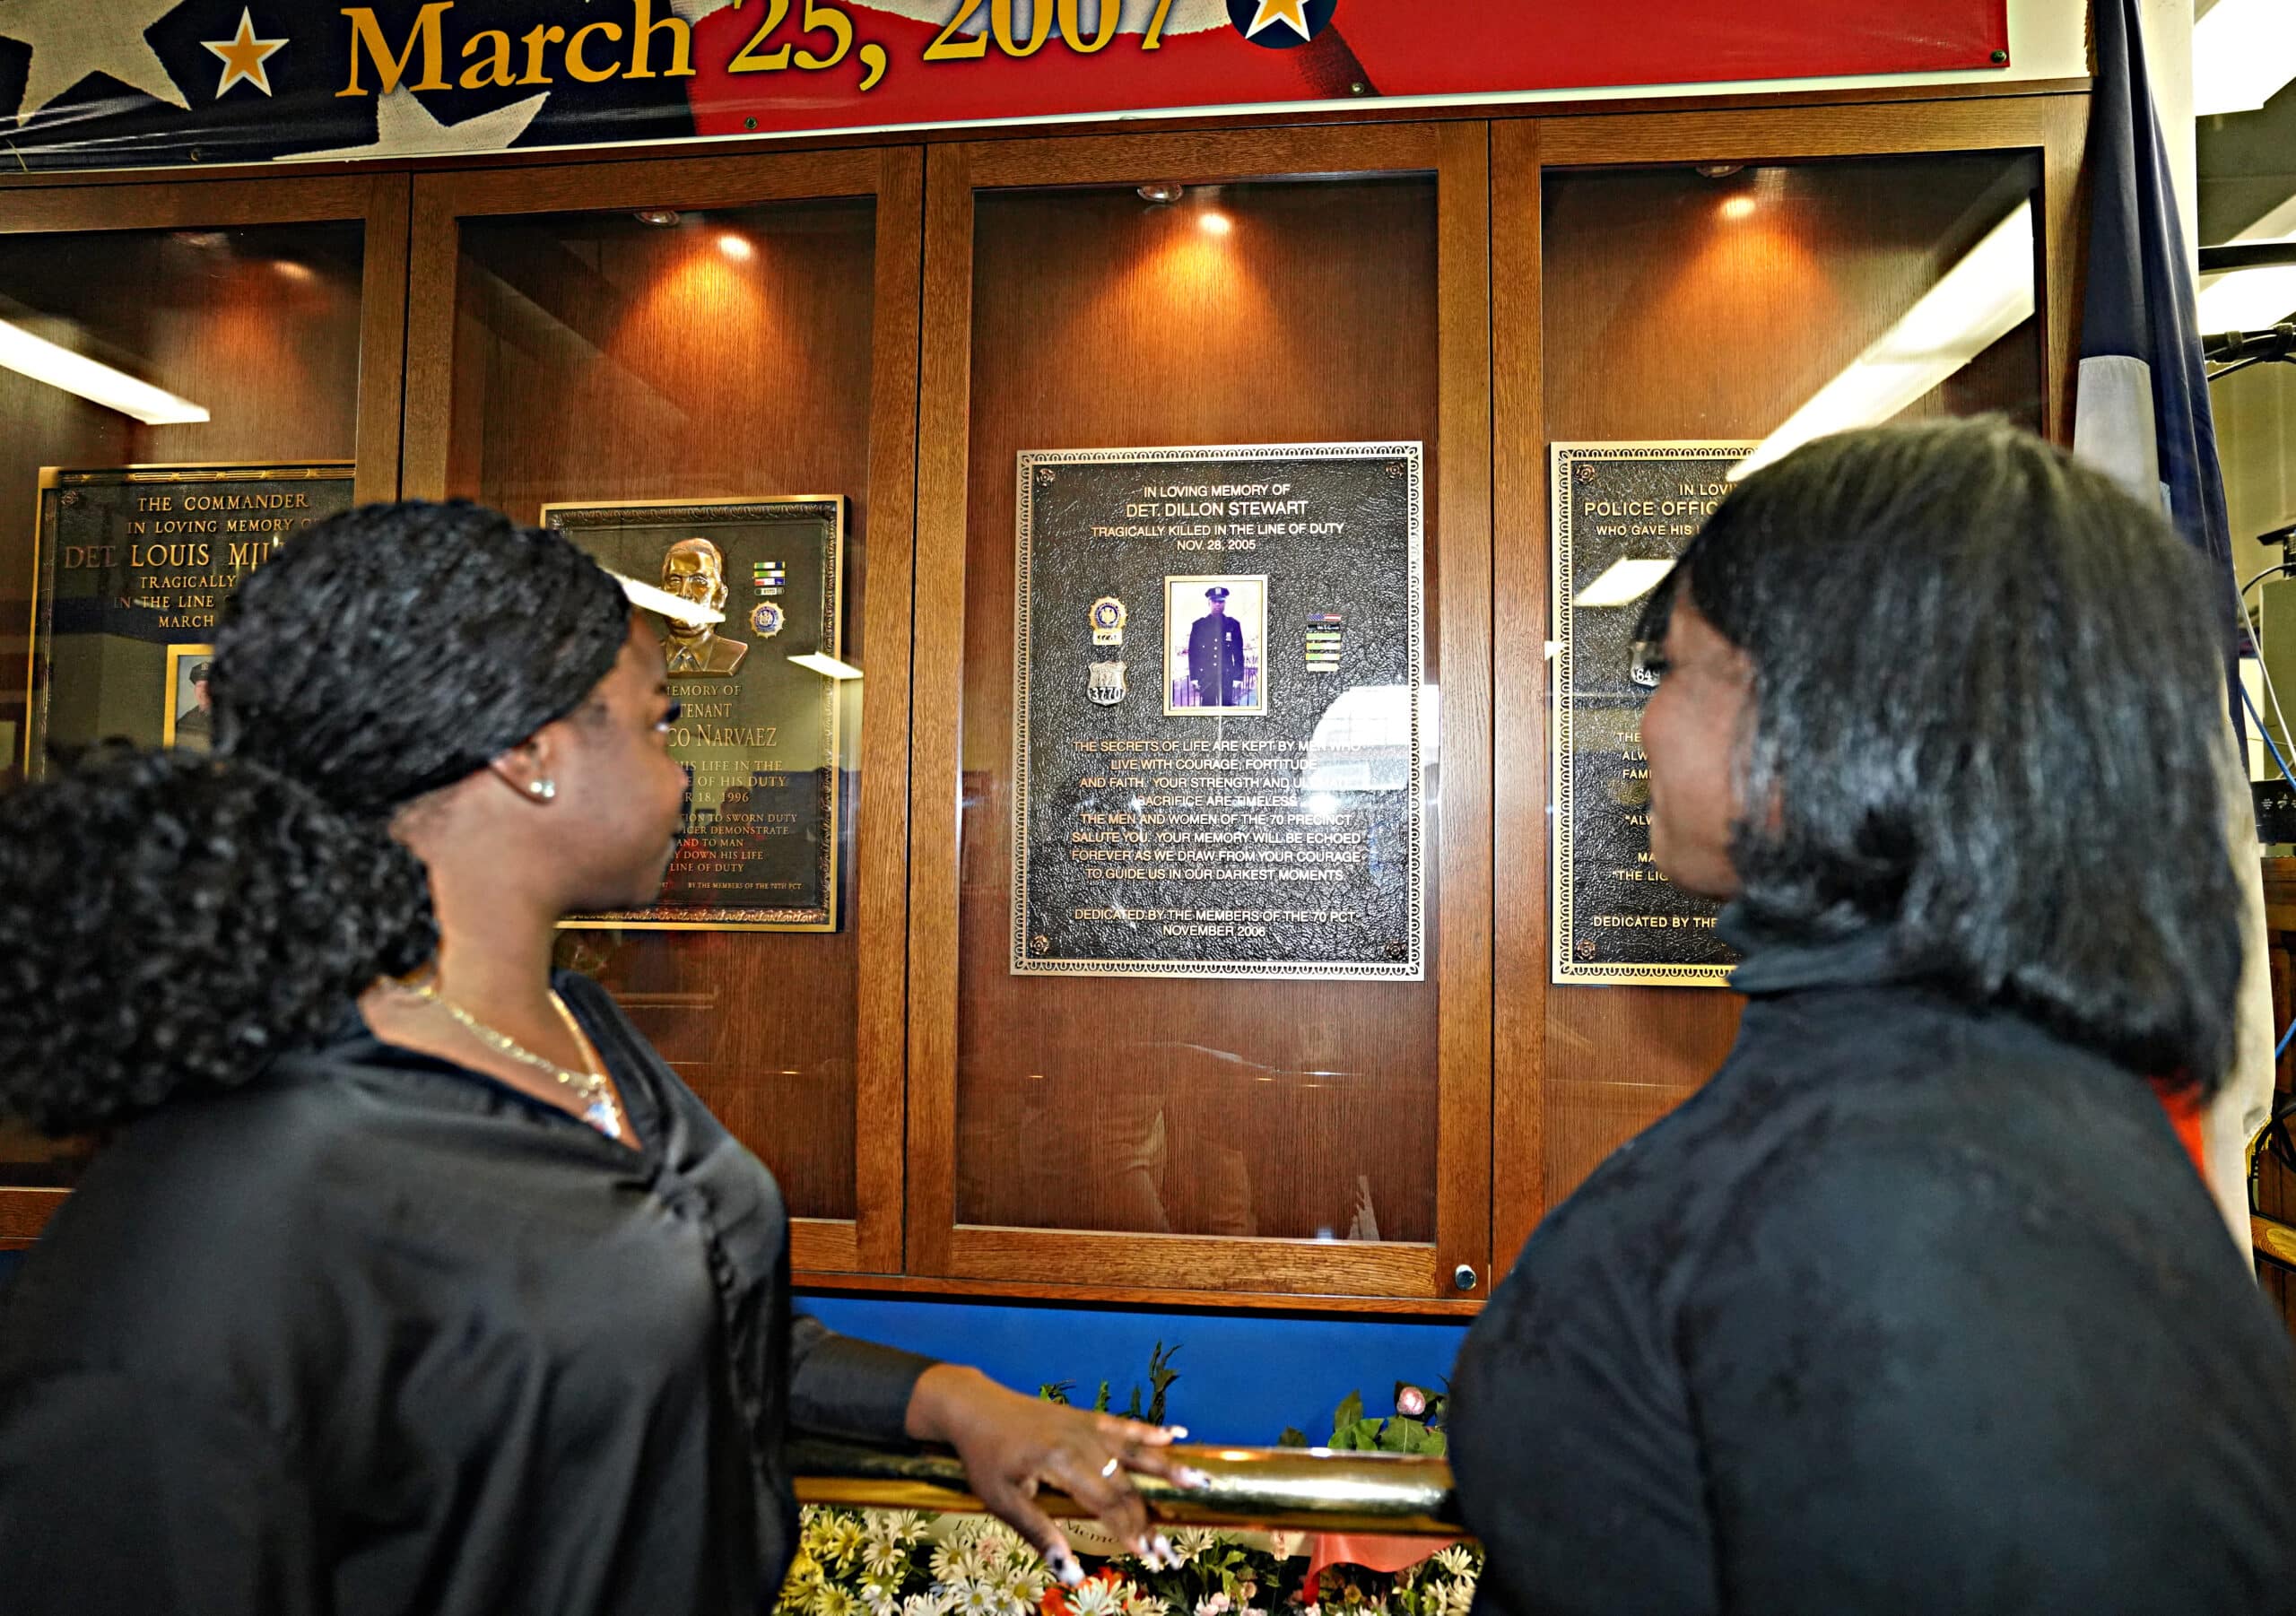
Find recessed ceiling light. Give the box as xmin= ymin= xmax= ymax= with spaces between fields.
xmin=634 ymin=208 xmax=682 ymax=227
xmin=1137 ymin=182 xmax=1185 ymax=204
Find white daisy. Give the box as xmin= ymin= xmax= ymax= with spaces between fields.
xmin=1065 ymin=1580 xmax=1129 ymax=1616
xmin=1432 ymin=1549 xmax=1474 ymax=1580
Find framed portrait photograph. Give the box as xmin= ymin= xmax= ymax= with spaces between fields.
xmin=161 ymin=643 xmax=215 ymax=752
xmin=1162 ymin=573 xmax=1267 ymax=717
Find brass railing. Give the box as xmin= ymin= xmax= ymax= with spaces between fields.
xmin=789 ymin=1438 xmax=1464 ymax=1536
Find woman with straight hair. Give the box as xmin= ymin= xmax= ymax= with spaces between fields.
xmin=1450 ymin=418 xmax=2296 ymax=1614
xmin=0 ymin=500 xmax=1196 ymax=1616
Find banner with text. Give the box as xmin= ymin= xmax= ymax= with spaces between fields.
xmin=0 ymin=2 xmax=2010 ymax=173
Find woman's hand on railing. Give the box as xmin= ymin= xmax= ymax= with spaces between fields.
xmin=903 ymin=1365 xmax=1210 ymax=1583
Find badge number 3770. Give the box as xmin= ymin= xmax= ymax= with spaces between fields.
xmin=728 ymin=0 xmax=1178 ymax=93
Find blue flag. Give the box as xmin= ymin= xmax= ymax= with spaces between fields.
xmin=2074 ymin=0 xmax=2240 ymax=658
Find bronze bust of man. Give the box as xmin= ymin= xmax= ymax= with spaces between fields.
xmin=659 ymin=538 xmax=749 ymax=675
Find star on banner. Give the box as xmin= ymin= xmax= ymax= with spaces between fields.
xmin=202 ymin=8 xmax=285 ymax=99
xmin=0 ymin=0 xmax=190 ymax=124
xmin=292 ymin=85 xmax=547 ymax=162
xmin=1244 ymin=0 xmax=1312 ymax=40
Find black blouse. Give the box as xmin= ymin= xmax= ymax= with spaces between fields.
xmin=1449 ymin=921 xmax=2296 ymax=1615
xmin=0 ymin=972 xmax=934 ymax=1616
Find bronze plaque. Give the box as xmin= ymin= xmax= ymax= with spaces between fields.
xmin=1551 ymin=442 xmax=1752 ymax=986
xmin=1012 ymin=443 xmax=1424 ymax=980
xmin=543 ymin=497 xmax=845 ymax=932
xmin=25 ymin=462 xmax=354 ymax=775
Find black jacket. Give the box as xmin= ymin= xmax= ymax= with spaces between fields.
xmin=0 ymin=972 xmax=932 ymax=1616
xmin=1450 ymin=919 xmax=2296 ymax=1615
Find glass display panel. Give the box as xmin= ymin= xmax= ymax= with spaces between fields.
xmin=953 ymin=177 xmax=1444 ymax=1243
xmin=1540 ymin=151 xmax=2046 ymax=1199
xmin=448 ymin=200 xmax=878 ymax=1221
xmin=0 ymin=219 xmax=366 ymax=1189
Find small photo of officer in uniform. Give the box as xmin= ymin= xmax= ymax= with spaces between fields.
xmin=1165 ymin=576 xmax=1265 ymax=716
xmin=167 ymin=647 xmax=215 ymax=752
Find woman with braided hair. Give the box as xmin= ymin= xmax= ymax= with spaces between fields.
xmin=0 ymin=501 xmax=1196 ymax=1616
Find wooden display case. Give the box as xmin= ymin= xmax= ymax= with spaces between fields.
xmin=400 ymin=148 xmax=923 ymax=1276
xmin=895 ymin=124 xmax=1495 ymax=1308
xmin=1492 ymin=96 xmax=2086 ymax=1271
xmin=0 ymin=171 xmax=410 ymax=1247
xmin=0 ymin=83 xmax=2098 ymax=1308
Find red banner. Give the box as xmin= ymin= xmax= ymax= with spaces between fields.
xmin=0 ymin=2 xmax=2012 ymax=173
xmin=683 ymin=0 xmax=2013 ymax=141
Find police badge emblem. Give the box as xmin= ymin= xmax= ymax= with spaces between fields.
xmin=750 ymin=601 xmax=785 ymax=638
xmin=1090 ymin=595 xmax=1126 ymax=647
xmin=1088 ymin=660 xmax=1127 ymax=705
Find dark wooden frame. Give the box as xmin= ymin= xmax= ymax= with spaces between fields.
xmin=900 ymin=123 xmax=1494 ymax=1308
xmin=1489 ymin=92 xmax=2092 ymax=1272
xmin=399 ymin=147 xmax=926 ymax=1277
xmin=0 ymin=86 xmax=2099 ymax=1311
xmin=0 ymin=169 xmax=412 ymax=1250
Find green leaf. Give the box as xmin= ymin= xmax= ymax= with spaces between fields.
xmin=1386 ymin=1417 xmax=1428 ymax=1453
xmin=1092 ymin=1381 xmax=1112 ymax=1413
xmin=1352 ymin=1418 xmax=1384 ymax=1449
xmin=1332 ymin=1391 xmax=1363 ymax=1439
xmin=1278 ymin=1426 xmax=1309 ymax=1448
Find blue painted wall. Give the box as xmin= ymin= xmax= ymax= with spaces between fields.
xmin=0 ymin=1249 xmax=1462 ymax=1442
xmin=803 ymin=1294 xmax=1467 ymax=1446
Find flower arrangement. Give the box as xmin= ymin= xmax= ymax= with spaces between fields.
xmin=777 ymin=1370 xmax=1480 ymax=1616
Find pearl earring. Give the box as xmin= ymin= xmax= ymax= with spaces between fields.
xmin=528 ymin=778 xmax=557 ymax=801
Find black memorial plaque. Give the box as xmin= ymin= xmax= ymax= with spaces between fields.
xmin=25 ymin=462 xmax=354 ymax=774
xmin=1551 ymin=442 xmax=1754 ymax=986
xmin=1013 ymin=444 xmax=1424 ymax=979
xmin=544 ymin=496 xmax=845 ymax=931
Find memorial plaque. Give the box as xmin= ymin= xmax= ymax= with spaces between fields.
xmin=25 ymin=462 xmax=354 ymax=776
xmin=543 ymin=497 xmax=845 ymax=932
xmin=1551 ymin=442 xmax=1753 ymax=986
xmin=1013 ymin=443 xmax=1424 ymax=980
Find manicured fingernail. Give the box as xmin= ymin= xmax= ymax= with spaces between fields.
xmin=1179 ymin=1467 xmax=1213 ymax=1489
xmin=1052 ymin=1552 xmax=1085 ymax=1587
xmin=1152 ymin=1535 xmax=1176 ymax=1567
xmin=1163 ymin=1425 xmax=1189 ymax=1440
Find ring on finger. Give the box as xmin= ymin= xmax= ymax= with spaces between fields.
xmin=1100 ymin=1455 xmax=1121 ymax=1478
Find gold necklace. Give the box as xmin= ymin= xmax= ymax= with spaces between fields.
xmin=395 ymin=975 xmax=625 ymax=1142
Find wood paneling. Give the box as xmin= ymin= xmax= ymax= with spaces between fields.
xmin=907 ymin=125 xmax=1494 ymax=1303
xmin=1490 ymin=119 xmax=1548 ymax=1278
xmin=402 ymin=150 xmax=923 ymax=1266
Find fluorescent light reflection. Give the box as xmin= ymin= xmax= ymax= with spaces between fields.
xmin=2194 ymin=0 xmax=2296 ymax=116
xmin=2197 ymin=265 xmax=2296 ymax=333
xmin=788 ymin=652 xmax=864 ymax=680
xmin=1733 ymin=202 xmax=2034 ymax=482
xmin=1572 ymin=557 xmax=1676 ymax=608
xmin=0 ymin=318 xmax=208 ymax=424
xmin=611 ymin=570 xmax=724 ymax=627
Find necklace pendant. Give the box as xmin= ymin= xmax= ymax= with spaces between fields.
xmin=585 ymin=1099 xmax=622 ymax=1141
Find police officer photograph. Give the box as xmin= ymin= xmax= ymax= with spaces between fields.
xmin=1164 ymin=575 xmax=1265 ymax=716
xmin=164 ymin=647 xmax=214 ymax=752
